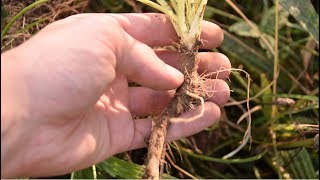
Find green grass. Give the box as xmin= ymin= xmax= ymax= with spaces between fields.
xmin=1 ymin=0 xmax=319 ymax=179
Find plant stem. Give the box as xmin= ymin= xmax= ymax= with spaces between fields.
xmin=271 ymin=0 xmax=281 ymax=178
xmin=275 ymin=138 xmax=315 ymax=149
xmin=272 ymin=0 xmax=280 ymax=107
xmin=180 ymin=147 xmax=267 ymax=164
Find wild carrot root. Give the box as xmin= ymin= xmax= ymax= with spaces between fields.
xmin=134 ymin=1 xmax=210 ymax=178
xmin=143 ymin=44 xmax=206 ymax=179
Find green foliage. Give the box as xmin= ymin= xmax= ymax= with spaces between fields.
xmin=279 ymin=0 xmax=319 ymax=44
xmin=260 ymin=73 xmax=273 ymax=121
xmin=98 ymin=156 xmax=175 ymax=179
xmin=2 ymin=0 xmax=318 ymax=179
xmin=229 ymin=21 xmax=260 ymax=38
xmin=280 ymin=147 xmax=316 ymax=179
xmin=72 ymin=166 xmax=96 ymax=179
xmin=1 ymin=2 xmax=8 ymax=30
xmin=71 ymin=156 xmax=177 ymax=179
xmin=1 ymin=0 xmax=49 ymax=41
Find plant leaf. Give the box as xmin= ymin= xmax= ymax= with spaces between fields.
xmin=279 ymin=0 xmax=319 ymax=44
xmin=220 ymin=31 xmax=273 ymax=74
xmin=280 ymin=147 xmax=316 ymax=179
xmin=96 ymin=156 xmax=177 ymax=179
xmin=229 ymin=21 xmax=260 ymax=38
xmin=260 ymin=73 xmax=273 ymax=121
xmin=72 ymin=167 xmax=94 ymax=179
xmin=260 ymin=6 xmax=290 ymax=34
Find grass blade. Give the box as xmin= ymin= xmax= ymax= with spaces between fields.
xmin=1 ymin=0 xmax=49 ymax=41
xmin=96 ymin=156 xmax=177 ymax=179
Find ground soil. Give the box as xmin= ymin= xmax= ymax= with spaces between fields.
xmin=1 ymin=0 xmax=88 ymax=49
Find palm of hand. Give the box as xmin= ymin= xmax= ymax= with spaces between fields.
xmin=24 ymin=74 xmax=139 ymax=177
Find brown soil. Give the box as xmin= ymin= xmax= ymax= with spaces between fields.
xmin=1 ymin=0 xmax=88 ymax=50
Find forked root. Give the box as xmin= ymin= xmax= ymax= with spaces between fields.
xmin=170 ymin=91 xmax=205 ymax=124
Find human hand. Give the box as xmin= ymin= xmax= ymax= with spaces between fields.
xmin=1 ymin=13 xmax=230 ymax=178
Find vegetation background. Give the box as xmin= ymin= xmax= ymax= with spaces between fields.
xmin=1 ymin=0 xmax=319 ymax=179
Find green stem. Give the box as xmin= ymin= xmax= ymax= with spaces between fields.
xmin=180 ymin=147 xmax=267 ymax=164
xmin=207 ymin=138 xmax=240 ymax=155
xmin=1 ymin=0 xmax=49 ymax=41
xmin=275 ymin=138 xmax=315 ymax=149
xmin=17 ymin=18 xmax=48 ymax=34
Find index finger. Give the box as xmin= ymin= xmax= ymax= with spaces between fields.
xmin=109 ymin=13 xmax=224 ymax=49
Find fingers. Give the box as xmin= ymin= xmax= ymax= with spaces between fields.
xmin=167 ymin=102 xmax=221 ymax=142
xmin=117 ymin=34 xmax=184 ymax=90
xmin=128 ymin=79 xmax=230 ymax=117
xmin=109 ymin=13 xmax=224 ymax=49
xmin=128 ymin=87 xmax=175 ymax=117
xmin=155 ymin=50 xmax=231 ymax=79
xmin=59 ymin=13 xmax=223 ymax=48
xmin=128 ymin=102 xmax=221 ymax=150
xmin=205 ymin=79 xmax=230 ymax=107
xmin=50 ymin=13 xmax=185 ymax=91
xmin=197 ymin=53 xmax=231 ymax=79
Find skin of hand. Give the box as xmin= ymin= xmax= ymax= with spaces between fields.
xmin=1 ymin=13 xmax=231 ymax=178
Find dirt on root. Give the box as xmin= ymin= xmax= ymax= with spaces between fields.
xmin=1 ymin=0 xmax=88 ymax=50
xmin=142 ymin=45 xmax=212 ymax=178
